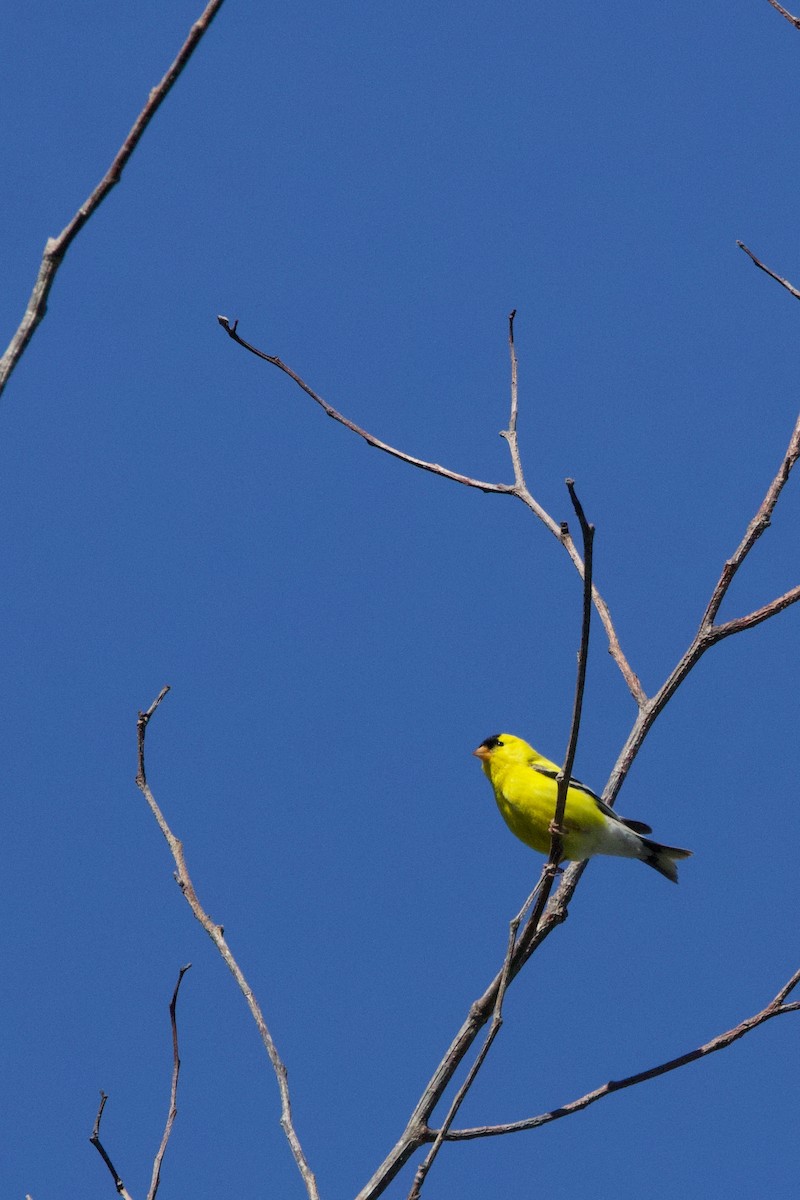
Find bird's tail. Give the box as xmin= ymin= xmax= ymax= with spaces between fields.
xmin=640 ymin=837 xmax=693 ymax=884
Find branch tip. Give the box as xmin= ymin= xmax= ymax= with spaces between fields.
xmin=134 ymin=695 xmax=319 ymax=1199
xmin=736 ymin=242 xmax=800 ymax=300
xmin=0 ymin=0 xmax=227 ymax=397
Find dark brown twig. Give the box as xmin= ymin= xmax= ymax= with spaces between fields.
xmin=90 ymin=1092 xmax=135 ymax=1200
xmin=135 ymin=690 xmax=320 ymax=1200
xmin=508 ymin=481 xmax=594 ymax=965
xmin=535 ymin=408 xmax=800 ymax=980
xmin=737 ymin=242 xmax=800 ymax=300
xmin=148 ymin=965 xmax=192 ymax=1200
xmin=506 ymin=309 xmax=519 ymax=436
xmin=0 ymin=0 xmax=227 ymax=398
xmin=89 ymin=960 xmax=190 ymax=1199
xmin=549 ymin=481 xmax=594 ymax=861
xmin=395 ymin=481 xmax=594 ymax=1200
xmin=446 ymin=967 xmax=800 ymax=1141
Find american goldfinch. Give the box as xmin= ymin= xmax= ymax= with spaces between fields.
xmin=474 ymin=733 xmax=692 ymax=883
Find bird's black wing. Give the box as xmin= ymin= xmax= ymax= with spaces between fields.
xmin=531 ymin=765 xmax=652 ymax=835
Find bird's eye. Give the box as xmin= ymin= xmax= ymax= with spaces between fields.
xmin=482 ymin=734 xmax=504 ymax=750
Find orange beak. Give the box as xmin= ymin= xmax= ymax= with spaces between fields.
xmin=473 ymin=745 xmax=491 ymax=761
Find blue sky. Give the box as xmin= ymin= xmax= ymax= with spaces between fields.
xmin=2 ymin=2 xmax=800 ymax=1198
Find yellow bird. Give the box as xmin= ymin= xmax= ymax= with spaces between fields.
xmin=474 ymin=733 xmax=692 ymax=883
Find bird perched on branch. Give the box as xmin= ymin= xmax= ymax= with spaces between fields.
xmin=474 ymin=733 xmax=692 ymax=883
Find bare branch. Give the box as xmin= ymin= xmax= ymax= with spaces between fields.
xmin=701 ymin=410 xmax=800 ymax=628
xmin=550 ymin=481 xmax=594 ymax=852
xmin=406 ymin=866 xmax=556 ymax=1199
xmin=586 ymin=572 xmax=646 ymax=704
xmin=737 ymin=241 xmax=800 ymax=300
xmin=711 ymin=584 xmax=800 ymax=640
xmin=600 ymin=401 xmax=800 ymax=809
xmin=371 ymin=482 xmax=595 ymax=1200
xmin=217 ymin=317 xmax=513 ymax=494
xmin=90 ymin=1092 xmax=135 ymax=1200
xmin=506 ymin=310 xmax=519 ymax=437
xmin=220 ymin=305 xmax=799 ymax=1200
xmin=0 ymin=0 xmax=227 ymax=399
xmin=499 ymin=311 xmax=525 ymax=491
xmin=148 ymin=964 xmax=192 ymax=1200
xmin=495 ymin=327 xmax=642 ymax=697
xmin=135 ymin=691 xmax=320 ymax=1200
xmin=764 ymin=0 xmax=800 ymax=30
xmin=217 ymin=316 xmax=644 ymax=702
xmin=445 ymin=967 xmax=800 ymax=1141
xmin=511 ymin=481 xmax=595 ymax=962
xmin=771 ymin=966 xmax=800 ymax=1005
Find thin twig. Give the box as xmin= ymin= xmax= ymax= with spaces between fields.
xmin=136 ymin=690 xmax=320 ymax=1200
xmin=764 ymin=0 xmax=800 ymax=30
xmin=0 ymin=0 xmax=227 ymax=398
xmin=510 ymin=481 xmax=594 ymax=962
xmin=90 ymin=1092 xmax=135 ymax=1200
xmin=737 ymin=242 xmax=800 ymax=300
xmin=711 ymin=583 xmax=800 ymax=640
xmin=148 ymin=964 xmax=192 ymax=1200
xmin=369 ymin=481 xmax=595 ymax=1200
xmin=507 ymin=309 xmax=519 ymax=436
xmin=446 ymin=967 xmax=800 ymax=1141
xmin=701 ymin=408 xmax=800 ymax=628
xmin=550 ymin=480 xmax=594 ymax=858
xmin=601 ymin=401 xmax=800 ymax=809
xmin=217 ymin=316 xmax=644 ymax=702
xmin=217 ymin=318 xmax=513 ymax=494
xmin=498 ymin=316 xmax=643 ymax=701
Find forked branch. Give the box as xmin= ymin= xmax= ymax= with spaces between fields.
xmin=90 ymin=963 xmax=191 ymax=1200
xmin=217 ymin=314 xmax=643 ymax=701
xmin=216 ymin=317 xmax=514 ymax=494
xmin=90 ymin=1093 xmax=134 ymax=1200
xmin=135 ymin=688 xmax=320 ymax=1200
xmin=445 ymin=966 xmax=800 ymax=1141
xmin=148 ymin=964 xmax=192 ymax=1200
